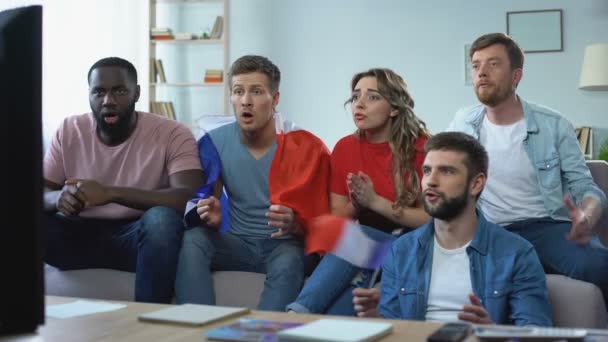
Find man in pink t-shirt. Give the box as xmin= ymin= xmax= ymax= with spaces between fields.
xmin=43 ymin=57 xmax=204 ymax=303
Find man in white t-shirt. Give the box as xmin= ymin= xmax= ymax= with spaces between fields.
xmin=43 ymin=57 xmax=204 ymax=303
xmin=352 ymin=132 xmax=551 ymax=326
xmin=447 ymin=33 xmax=608 ymax=303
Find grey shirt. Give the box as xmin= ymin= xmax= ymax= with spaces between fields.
xmin=209 ymin=122 xmax=279 ymax=238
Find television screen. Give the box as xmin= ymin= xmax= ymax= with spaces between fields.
xmin=0 ymin=4 xmax=44 ymax=335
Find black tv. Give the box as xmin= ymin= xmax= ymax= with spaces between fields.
xmin=0 ymin=5 xmax=44 ymax=335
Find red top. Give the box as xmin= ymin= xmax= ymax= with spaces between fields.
xmin=330 ymin=134 xmax=427 ymax=231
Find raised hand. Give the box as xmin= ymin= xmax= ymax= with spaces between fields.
xmin=458 ymin=293 xmax=493 ymax=324
xmin=197 ymin=196 xmax=222 ymax=228
xmin=352 ymin=287 xmax=380 ymax=317
xmin=56 ymin=182 xmax=86 ymax=216
xmin=267 ymin=204 xmax=300 ymax=238
xmin=564 ymin=195 xmax=593 ymax=245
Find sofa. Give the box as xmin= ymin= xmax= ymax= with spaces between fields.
xmin=44 ymin=161 xmax=608 ymax=327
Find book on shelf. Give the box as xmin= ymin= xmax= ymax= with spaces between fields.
xmin=149 ymin=57 xmax=156 ymax=83
xmin=204 ymin=69 xmax=223 ymax=83
xmin=209 ymin=15 xmax=223 ymax=39
xmin=154 ymin=59 xmax=167 ymax=83
xmin=206 ymin=318 xmax=304 ymax=342
xmin=174 ymin=32 xmax=196 ymax=40
xmin=151 ymin=27 xmax=173 ymax=40
xmin=166 ymin=102 xmax=176 ymax=120
xmin=577 ymin=126 xmax=592 ymax=156
xmin=151 ymin=101 xmax=176 ymax=120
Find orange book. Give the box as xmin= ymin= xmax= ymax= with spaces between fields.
xmin=204 ymin=77 xmax=223 ymax=83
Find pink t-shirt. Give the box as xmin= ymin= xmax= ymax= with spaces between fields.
xmin=44 ymin=112 xmax=202 ymax=220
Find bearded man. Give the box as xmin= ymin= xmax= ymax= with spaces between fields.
xmin=43 ymin=57 xmax=204 ymax=303
xmin=446 ymin=33 xmax=608 ymax=305
xmin=352 ymin=132 xmax=552 ymax=326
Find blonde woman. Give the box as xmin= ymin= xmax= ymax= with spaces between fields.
xmin=286 ymin=68 xmax=431 ymax=315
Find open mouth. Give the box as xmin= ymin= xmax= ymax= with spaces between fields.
xmin=240 ymin=112 xmax=254 ymax=123
xmin=102 ymin=113 xmax=119 ymax=124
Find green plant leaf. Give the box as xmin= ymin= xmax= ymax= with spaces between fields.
xmin=599 ymin=138 xmax=608 ymax=161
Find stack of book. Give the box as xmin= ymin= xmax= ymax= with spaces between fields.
xmin=150 ymin=101 xmax=176 ymax=120
xmin=150 ymin=27 xmax=173 ymax=40
xmin=204 ymin=69 xmax=223 ymax=83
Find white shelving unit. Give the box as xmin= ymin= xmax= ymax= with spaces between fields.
xmin=148 ymin=0 xmax=229 ymax=128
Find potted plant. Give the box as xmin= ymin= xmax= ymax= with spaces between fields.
xmin=599 ymin=138 xmax=608 ymax=161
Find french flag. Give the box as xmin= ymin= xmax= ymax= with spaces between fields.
xmin=184 ymin=113 xmax=331 ymax=234
xmin=306 ymin=215 xmax=393 ymax=269
xmin=183 ymin=120 xmax=230 ymax=231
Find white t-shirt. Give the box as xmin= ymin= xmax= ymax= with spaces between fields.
xmin=425 ymin=236 xmax=472 ymax=322
xmin=479 ymin=116 xmax=547 ymax=225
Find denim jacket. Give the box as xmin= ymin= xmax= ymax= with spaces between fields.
xmin=447 ymin=97 xmax=607 ymax=221
xmin=379 ymin=213 xmax=552 ymax=326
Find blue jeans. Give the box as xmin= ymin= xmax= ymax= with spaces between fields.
xmin=175 ymin=228 xmax=305 ymax=311
xmin=44 ymin=207 xmax=185 ymax=303
xmin=506 ymin=218 xmax=608 ymax=304
xmin=286 ymin=225 xmax=395 ymax=316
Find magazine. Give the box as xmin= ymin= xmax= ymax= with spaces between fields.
xmin=206 ymin=318 xmax=304 ymax=342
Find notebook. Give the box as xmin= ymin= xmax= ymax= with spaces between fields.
xmin=206 ymin=318 xmax=304 ymax=342
xmin=138 ymin=304 xmax=249 ymax=326
xmin=276 ymin=318 xmax=393 ymax=342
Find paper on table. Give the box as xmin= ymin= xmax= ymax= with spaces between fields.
xmin=46 ymin=300 xmax=127 ymax=319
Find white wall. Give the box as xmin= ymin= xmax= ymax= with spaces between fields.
xmin=3 ymin=0 xmax=607 ymax=154
xmin=268 ymin=0 xmax=608 ymax=151
xmin=1 ymin=0 xmax=149 ymax=148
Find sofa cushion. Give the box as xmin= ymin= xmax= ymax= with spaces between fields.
xmin=546 ymin=274 xmax=607 ymax=328
xmin=45 ymin=266 xmax=266 ymax=309
xmin=45 ymin=265 xmax=135 ymax=301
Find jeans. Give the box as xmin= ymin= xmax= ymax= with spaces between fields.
xmin=286 ymin=225 xmax=395 ymax=316
xmin=506 ymin=217 xmax=608 ymax=304
xmin=44 ymin=207 xmax=185 ymax=304
xmin=175 ymin=228 xmax=305 ymax=311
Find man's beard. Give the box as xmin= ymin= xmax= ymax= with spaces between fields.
xmin=475 ymin=84 xmax=512 ymax=107
xmin=95 ymin=102 xmax=136 ymax=142
xmin=424 ymin=188 xmax=469 ymax=221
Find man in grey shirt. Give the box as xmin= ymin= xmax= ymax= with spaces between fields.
xmin=175 ymin=55 xmax=330 ymax=310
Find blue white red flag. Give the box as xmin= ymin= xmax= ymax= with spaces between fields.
xmin=306 ymin=215 xmax=392 ymax=269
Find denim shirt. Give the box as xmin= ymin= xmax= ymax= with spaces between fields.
xmin=447 ymin=97 xmax=607 ymax=221
xmin=379 ymin=213 xmax=553 ymax=326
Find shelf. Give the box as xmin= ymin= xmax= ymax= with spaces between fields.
xmin=149 ymin=0 xmax=229 ymax=117
xmin=151 ymin=38 xmax=223 ymax=45
xmin=151 ymin=82 xmax=224 ymax=87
